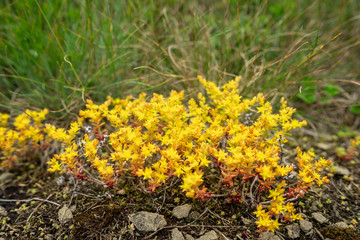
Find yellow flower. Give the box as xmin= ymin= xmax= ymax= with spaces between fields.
xmin=14 ymin=113 xmax=30 ymax=130
xmin=290 ymin=214 xmax=303 ymax=221
xmin=0 ymin=113 xmax=9 ymax=127
xmin=141 ymin=167 xmax=153 ymax=180
xmin=257 ymin=165 xmax=275 ymax=181
xmin=267 ymin=219 xmax=281 ymax=232
xmin=180 ymin=171 xmax=203 ymax=194
xmin=47 ymin=158 xmax=63 ymax=173
xmin=276 ymin=165 xmax=293 ymax=176
xmin=254 ymin=204 xmax=266 ymax=218
xmin=256 ymin=215 xmax=271 ymax=230
xmin=268 ymin=187 xmax=283 ymax=200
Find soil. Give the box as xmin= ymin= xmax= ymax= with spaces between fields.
xmin=1 ymin=127 xmax=360 ymax=240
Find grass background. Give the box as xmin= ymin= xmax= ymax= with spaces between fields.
xmin=1 ymin=0 xmax=359 ymax=122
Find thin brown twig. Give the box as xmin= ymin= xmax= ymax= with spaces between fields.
xmin=207 ymin=209 xmax=231 ymax=225
xmin=249 ymin=176 xmax=258 ymax=204
xmin=0 ymin=197 xmax=60 ymax=206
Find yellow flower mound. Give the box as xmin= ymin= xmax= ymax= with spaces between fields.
xmin=1 ymin=76 xmax=332 ymax=232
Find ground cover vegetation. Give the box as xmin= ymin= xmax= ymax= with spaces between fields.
xmin=0 ymin=0 xmax=359 ymax=239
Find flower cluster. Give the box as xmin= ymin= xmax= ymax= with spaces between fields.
xmin=0 ymin=109 xmax=48 ymax=168
xmin=1 ymin=76 xmax=332 ymax=232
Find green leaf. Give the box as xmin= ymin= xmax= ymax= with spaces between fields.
xmin=297 ymin=92 xmax=316 ymax=104
xmin=319 ymin=97 xmax=331 ymax=105
xmin=296 ymin=77 xmax=317 ymax=104
xmin=323 ymin=83 xmax=340 ymax=96
xmin=350 ymin=105 xmax=360 ymax=114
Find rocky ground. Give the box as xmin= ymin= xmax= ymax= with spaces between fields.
xmin=0 ymin=127 xmax=360 ymax=240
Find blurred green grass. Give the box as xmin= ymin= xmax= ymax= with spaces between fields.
xmin=0 ymin=0 xmax=359 ymax=120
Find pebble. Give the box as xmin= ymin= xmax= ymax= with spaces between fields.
xmin=312 ymin=212 xmax=329 ymax=224
xmin=0 ymin=206 xmax=8 ymax=216
xmin=196 ymin=230 xmax=218 ymax=240
xmin=332 ymin=221 xmax=348 ymax=228
xmin=316 ymin=142 xmax=334 ymax=150
xmin=128 ymin=211 xmax=167 ymax=232
xmin=333 ymin=166 xmax=350 ymax=176
xmin=172 ymin=204 xmax=192 ymax=219
xmin=242 ymin=217 xmax=252 ymax=225
xmin=299 ymin=219 xmax=313 ymax=232
xmin=259 ymin=231 xmax=281 ymax=240
xmin=285 ymin=223 xmax=300 ymax=239
xmin=185 ymin=234 xmax=195 ymax=240
xmin=0 ymin=172 xmax=14 ymax=182
xmin=171 ymin=228 xmax=185 ymax=240
xmin=58 ymin=205 xmax=73 ymax=224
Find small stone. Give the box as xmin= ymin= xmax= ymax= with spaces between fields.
xmin=332 ymin=221 xmax=348 ymax=228
xmin=299 ymin=220 xmax=313 ymax=232
xmin=171 ymin=228 xmax=185 ymax=240
xmin=0 ymin=172 xmax=14 ymax=182
xmin=0 ymin=206 xmax=8 ymax=216
xmin=305 ymin=229 xmax=314 ymax=236
xmin=242 ymin=218 xmax=252 ymax=225
xmin=316 ymin=142 xmax=334 ymax=150
xmin=272 ymin=236 xmax=280 ymax=240
xmin=285 ymin=223 xmax=300 ymax=239
xmin=70 ymin=205 xmax=76 ymax=212
xmin=270 ymin=236 xmax=281 ymax=240
xmin=312 ymin=212 xmax=329 ymax=224
xmin=259 ymin=231 xmax=275 ymax=240
xmin=172 ymin=204 xmax=192 ymax=219
xmin=128 ymin=211 xmax=167 ymax=232
xmin=196 ymin=230 xmax=218 ymax=240
xmin=185 ymin=234 xmax=195 ymax=240
xmin=333 ymin=166 xmax=350 ymax=176
xmin=58 ymin=205 xmax=73 ymax=224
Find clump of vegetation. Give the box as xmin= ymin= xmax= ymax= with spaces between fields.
xmin=0 ymin=109 xmax=49 ymax=168
xmin=320 ymin=226 xmax=360 ymax=240
xmin=335 ymin=136 xmax=360 ymax=161
xmin=1 ymin=76 xmax=332 ymax=232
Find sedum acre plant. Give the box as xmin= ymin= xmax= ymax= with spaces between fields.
xmin=0 ymin=109 xmax=49 ymax=168
xmin=0 ymin=76 xmax=332 ymax=232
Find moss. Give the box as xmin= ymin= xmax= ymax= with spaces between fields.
xmin=72 ymin=203 xmax=124 ymax=239
xmin=320 ymin=227 xmax=360 ymax=240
